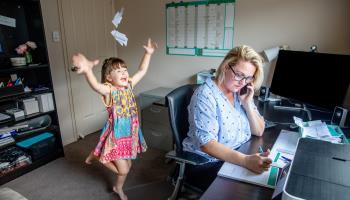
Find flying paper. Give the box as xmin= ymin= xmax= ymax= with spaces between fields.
xmin=111 ymin=8 xmax=128 ymax=46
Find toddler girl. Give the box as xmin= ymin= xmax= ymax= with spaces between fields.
xmin=71 ymin=38 xmax=157 ymax=200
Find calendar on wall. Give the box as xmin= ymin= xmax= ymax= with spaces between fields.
xmin=166 ymin=0 xmax=235 ymax=57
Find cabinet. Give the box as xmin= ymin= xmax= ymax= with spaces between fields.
xmin=139 ymin=87 xmax=174 ymax=151
xmin=0 ymin=0 xmax=64 ymax=185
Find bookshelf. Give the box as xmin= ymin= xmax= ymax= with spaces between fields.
xmin=0 ymin=0 xmax=64 ymax=184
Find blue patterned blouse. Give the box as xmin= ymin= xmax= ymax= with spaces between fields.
xmin=182 ymin=78 xmax=261 ymax=161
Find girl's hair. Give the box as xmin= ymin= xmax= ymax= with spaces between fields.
xmin=215 ymin=45 xmax=264 ymax=90
xmin=101 ymin=57 xmax=127 ymax=83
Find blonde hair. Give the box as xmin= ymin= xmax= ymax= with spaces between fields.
xmin=101 ymin=57 xmax=127 ymax=83
xmin=215 ymin=45 xmax=264 ymax=90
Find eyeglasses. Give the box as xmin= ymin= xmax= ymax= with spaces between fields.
xmin=228 ymin=64 xmax=255 ymax=83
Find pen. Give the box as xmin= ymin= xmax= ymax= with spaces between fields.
xmin=332 ymin=157 xmax=348 ymax=162
xmin=258 ymin=146 xmax=264 ymax=154
xmin=280 ymin=156 xmax=292 ymax=162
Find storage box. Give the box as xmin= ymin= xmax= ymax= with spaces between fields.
xmin=5 ymin=108 xmax=25 ymax=119
xmin=20 ymin=98 xmax=39 ymax=115
xmin=16 ymin=132 xmax=56 ymax=161
xmin=34 ymin=93 xmax=54 ymax=112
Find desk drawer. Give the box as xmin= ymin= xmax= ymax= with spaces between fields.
xmin=139 ymin=95 xmax=161 ymax=110
xmin=141 ymin=104 xmax=169 ymax=126
xmin=142 ymin=121 xmax=173 ymax=151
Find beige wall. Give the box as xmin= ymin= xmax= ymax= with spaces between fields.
xmin=116 ymin=0 xmax=350 ymax=106
xmin=41 ymin=0 xmax=350 ymax=145
xmin=40 ymin=0 xmax=76 ymax=145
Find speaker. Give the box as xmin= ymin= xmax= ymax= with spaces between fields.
xmin=258 ymin=86 xmax=270 ymax=102
xmin=331 ymin=106 xmax=349 ymax=128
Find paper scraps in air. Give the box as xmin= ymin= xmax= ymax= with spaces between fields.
xmin=111 ymin=8 xmax=128 ymax=46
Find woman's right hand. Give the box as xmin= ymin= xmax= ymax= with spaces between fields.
xmin=72 ymin=53 xmax=99 ymax=74
xmin=244 ymin=153 xmax=272 ymax=173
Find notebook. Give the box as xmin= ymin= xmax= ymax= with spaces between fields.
xmin=217 ymin=130 xmax=300 ymax=188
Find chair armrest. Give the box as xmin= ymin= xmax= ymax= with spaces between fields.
xmin=166 ymin=150 xmax=210 ymax=165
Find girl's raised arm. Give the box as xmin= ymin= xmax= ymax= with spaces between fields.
xmin=72 ymin=53 xmax=110 ymax=96
xmin=130 ymin=38 xmax=158 ymax=87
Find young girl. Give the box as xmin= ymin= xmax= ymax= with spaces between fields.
xmin=71 ymin=38 xmax=157 ymax=200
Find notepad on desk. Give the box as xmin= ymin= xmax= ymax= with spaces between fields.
xmin=217 ymin=130 xmax=300 ymax=189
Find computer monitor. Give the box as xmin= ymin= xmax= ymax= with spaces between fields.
xmin=270 ymin=50 xmax=350 ymax=111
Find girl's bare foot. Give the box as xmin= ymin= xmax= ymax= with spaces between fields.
xmin=85 ymin=152 xmax=95 ymax=165
xmin=113 ymin=186 xmax=128 ymax=200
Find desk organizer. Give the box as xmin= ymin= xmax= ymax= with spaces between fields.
xmin=16 ymin=132 xmax=56 ymax=161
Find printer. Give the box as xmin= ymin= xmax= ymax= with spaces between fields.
xmin=282 ymin=138 xmax=350 ymax=200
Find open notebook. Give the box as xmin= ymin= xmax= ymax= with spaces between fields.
xmin=217 ymin=130 xmax=300 ymax=188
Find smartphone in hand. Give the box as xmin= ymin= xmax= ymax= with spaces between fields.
xmin=240 ymin=84 xmax=250 ymax=96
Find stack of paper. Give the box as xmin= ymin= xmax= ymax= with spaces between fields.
xmin=293 ymin=117 xmax=342 ymax=143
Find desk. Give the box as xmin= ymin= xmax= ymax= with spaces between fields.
xmin=201 ymin=99 xmax=342 ymax=200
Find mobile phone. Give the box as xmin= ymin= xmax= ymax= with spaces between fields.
xmin=240 ymin=84 xmax=249 ymax=96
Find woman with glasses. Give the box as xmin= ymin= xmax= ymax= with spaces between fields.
xmin=182 ymin=45 xmax=271 ymax=191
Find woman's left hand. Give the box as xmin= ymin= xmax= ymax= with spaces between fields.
xmin=239 ymin=83 xmax=254 ymax=108
xmin=143 ymin=38 xmax=158 ymax=55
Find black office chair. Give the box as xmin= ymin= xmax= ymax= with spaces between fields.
xmin=165 ymin=84 xmax=210 ymax=200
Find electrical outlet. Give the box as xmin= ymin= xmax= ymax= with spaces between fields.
xmin=52 ymin=31 xmax=60 ymax=42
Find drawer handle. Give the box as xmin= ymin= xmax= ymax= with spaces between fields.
xmin=151 ymin=131 xmax=162 ymax=137
xmin=150 ymin=107 xmax=161 ymax=113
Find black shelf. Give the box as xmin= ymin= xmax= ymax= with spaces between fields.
xmin=0 ymin=149 xmax=64 ymax=185
xmin=0 ymin=64 xmax=49 ymax=73
xmin=0 ymin=125 xmax=59 ymax=151
xmin=0 ymin=110 xmax=55 ymax=127
xmin=14 ymin=125 xmax=59 ymax=142
xmin=0 ymin=88 xmax=52 ymax=103
xmin=0 ymin=0 xmax=64 ymax=185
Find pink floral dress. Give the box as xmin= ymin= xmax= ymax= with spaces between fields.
xmin=93 ymin=83 xmax=147 ymax=163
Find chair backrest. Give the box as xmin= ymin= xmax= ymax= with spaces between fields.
xmin=166 ymin=84 xmax=198 ymax=153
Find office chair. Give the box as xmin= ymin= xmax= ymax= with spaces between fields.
xmin=165 ymin=84 xmax=210 ymax=200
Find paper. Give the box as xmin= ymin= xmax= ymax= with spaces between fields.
xmin=166 ymin=1 xmax=235 ymax=56
xmin=111 ymin=8 xmax=128 ymax=46
xmin=269 ymin=130 xmax=298 ymax=170
xmin=166 ymin=7 xmax=176 ymax=47
xmin=218 ymin=130 xmax=300 ymax=188
xmin=0 ymin=15 xmax=16 ymax=27
xmin=111 ymin=30 xmax=127 ymax=46
xmin=293 ymin=116 xmax=337 ymax=142
xmin=112 ymin=8 xmax=124 ymax=28
xmin=0 ymin=113 xmax=11 ymax=121
xmin=219 ymin=162 xmax=279 ymax=189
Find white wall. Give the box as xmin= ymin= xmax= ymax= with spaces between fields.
xmin=41 ymin=0 xmax=350 ymax=145
xmin=115 ymin=0 xmax=350 ymax=106
xmin=40 ymin=0 xmax=76 ymax=145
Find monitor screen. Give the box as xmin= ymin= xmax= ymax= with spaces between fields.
xmin=270 ymin=50 xmax=350 ymax=110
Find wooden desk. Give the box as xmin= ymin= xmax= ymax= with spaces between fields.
xmin=201 ymin=100 xmax=336 ymax=200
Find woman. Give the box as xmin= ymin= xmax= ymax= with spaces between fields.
xmin=182 ymin=45 xmax=272 ymax=190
